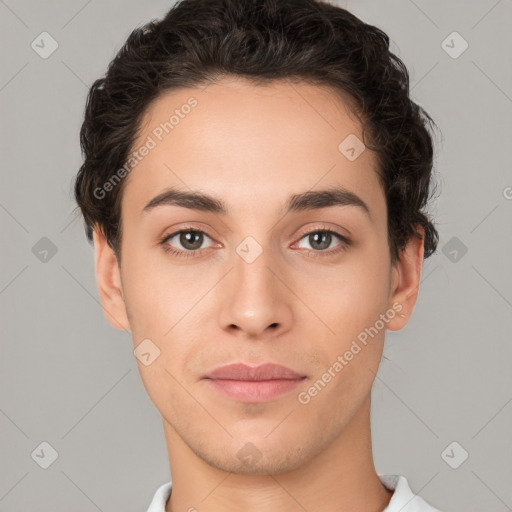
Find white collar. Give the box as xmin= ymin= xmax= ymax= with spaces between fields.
xmin=146 ymin=474 xmax=442 ymax=512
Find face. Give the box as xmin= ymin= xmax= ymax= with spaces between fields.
xmin=94 ymin=76 xmax=422 ymax=475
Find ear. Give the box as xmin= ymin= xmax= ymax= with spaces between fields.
xmin=386 ymin=225 xmax=425 ymax=331
xmin=92 ymin=227 xmax=131 ymax=332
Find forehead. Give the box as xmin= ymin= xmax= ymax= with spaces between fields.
xmin=121 ymin=77 xmax=385 ymax=222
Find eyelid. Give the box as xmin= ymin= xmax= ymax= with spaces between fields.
xmin=294 ymin=223 xmax=350 ymax=243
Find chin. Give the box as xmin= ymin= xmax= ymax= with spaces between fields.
xmin=193 ymin=438 xmax=314 ymax=476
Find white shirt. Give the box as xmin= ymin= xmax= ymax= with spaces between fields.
xmin=146 ymin=474 xmax=443 ymax=512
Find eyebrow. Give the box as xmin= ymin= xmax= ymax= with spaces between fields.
xmin=141 ymin=185 xmax=372 ymax=220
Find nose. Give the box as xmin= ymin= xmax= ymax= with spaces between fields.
xmin=217 ymin=246 xmax=293 ymax=339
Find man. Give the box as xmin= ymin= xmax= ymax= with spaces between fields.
xmin=74 ymin=0 xmax=443 ymax=510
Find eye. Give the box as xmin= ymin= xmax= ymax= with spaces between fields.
xmin=295 ymin=228 xmax=350 ymax=256
xmin=160 ymin=228 xmax=214 ymax=258
xmin=159 ymin=226 xmax=351 ymax=259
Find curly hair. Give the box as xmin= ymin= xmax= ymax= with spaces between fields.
xmin=73 ymin=0 xmax=440 ymax=265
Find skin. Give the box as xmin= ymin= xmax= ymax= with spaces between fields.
xmin=93 ymin=76 xmax=424 ymax=512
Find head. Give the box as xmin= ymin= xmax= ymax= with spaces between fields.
xmin=74 ymin=0 xmax=439 ymax=475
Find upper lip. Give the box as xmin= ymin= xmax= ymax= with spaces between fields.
xmin=204 ymin=363 xmax=306 ymax=381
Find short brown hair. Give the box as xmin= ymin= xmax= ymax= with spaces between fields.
xmin=74 ymin=0 xmax=440 ymax=264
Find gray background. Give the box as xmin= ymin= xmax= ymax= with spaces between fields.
xmin=1 ymin=0 xmax=511 ymax=511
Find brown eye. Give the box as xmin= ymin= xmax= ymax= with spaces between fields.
xmin=306 ymin=231 xmax=333 ymax=250
xmin=177 ymin=230 xmax=204 ymax=250
xmin=161 ymin=229 xmax=214 ymax=256
xmin=297 ymin=229 xmax=348 ymax=253
xmin=299 ymin=229 xmax=351 ymax=256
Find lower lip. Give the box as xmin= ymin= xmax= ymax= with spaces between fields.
xmin=204 ymin=378 xmax=306 ymax=403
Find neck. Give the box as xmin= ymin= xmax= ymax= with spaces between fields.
xmin=164 ymin=395 xmax=392 ymax=512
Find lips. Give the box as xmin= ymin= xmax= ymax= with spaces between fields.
xmin=202 ymin=363 xmax=307 ymax=403
xmin=204 ymin=363 xmax=305 ymax=381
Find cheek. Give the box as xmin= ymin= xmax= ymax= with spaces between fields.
xmin=120 ymin=244 xmax=192 ymax=333
xmin=302 ymin=253 xmax=390 ymax=335
xmin=296 ymin=251 xmax=392 ymax=391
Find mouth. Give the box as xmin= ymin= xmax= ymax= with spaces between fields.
xmin=202 ymin=363 xmax=307 ymax=403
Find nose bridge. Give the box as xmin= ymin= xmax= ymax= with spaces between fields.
xmin=217 ymin=234 xmax=291 ymax=335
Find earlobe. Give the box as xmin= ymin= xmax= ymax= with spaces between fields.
xmin=92 ymin=227 xmax=131 ymax=332
xmin=386 ymin=225 xmax=425 ymax=332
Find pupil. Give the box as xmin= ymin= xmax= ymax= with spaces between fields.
xmin=311 ymin=232 xmax=330 ymax=250
xmin=181 ymin=231 xmax=202 ymax=250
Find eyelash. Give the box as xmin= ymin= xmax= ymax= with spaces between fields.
xmin=159 ymin=225 xmax=351 ymax=259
